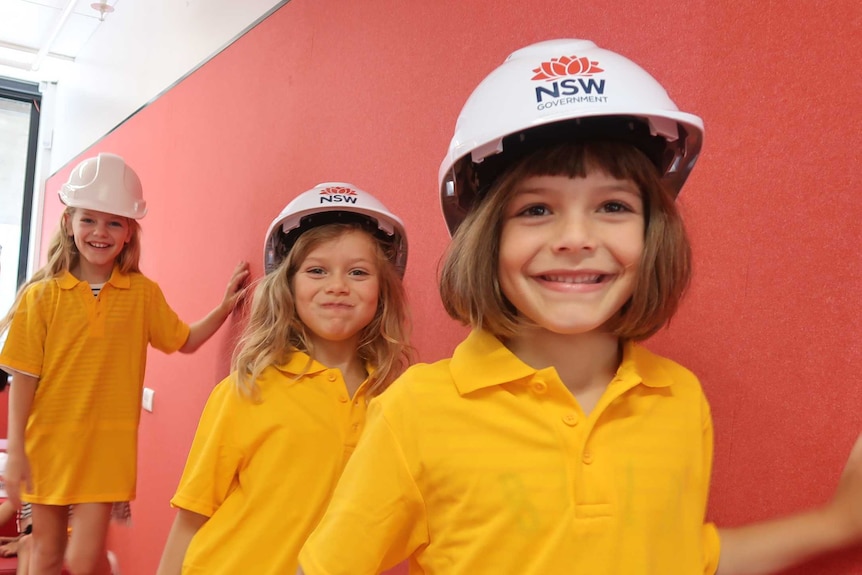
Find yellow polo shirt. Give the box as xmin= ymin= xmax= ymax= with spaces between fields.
xmin=300 ymin=329 xmax=720 ymax=575
xmin=0 ymin=268 xmax=190 ymax=504
xmin=171 ymin=351 xmax=371 ymax=575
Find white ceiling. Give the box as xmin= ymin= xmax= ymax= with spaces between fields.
xmin=0 ymin=0 xmax=283 ymax=171
xmin=0 ymin=0 xmax=119 ymax=82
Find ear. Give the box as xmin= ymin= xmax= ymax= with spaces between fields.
xmin=124 ymin=218 xmax=133 ymax=244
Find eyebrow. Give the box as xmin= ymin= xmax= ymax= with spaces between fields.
xmin=515 ymin=183 xmax=642 ymax=196
xmin=303 ymin=256 xmax=376 ymax=266
xmin=79 ymin=210 xmax=126 ymax=219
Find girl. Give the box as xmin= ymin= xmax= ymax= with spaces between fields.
xmin=0 ymin=152 xmax=249 ymax=575
xmin=156 ymin=183 xmax=412 ymax=575
xmin=298 ymin=40 xmax=862 ymax=574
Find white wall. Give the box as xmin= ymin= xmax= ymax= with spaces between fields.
xmin=49 ymin=0 xmax=286 ymax=174
xmin=4 ymin=0 xmax=286 ymax=266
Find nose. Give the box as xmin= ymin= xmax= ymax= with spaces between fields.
xmin=324 ymin=274 xmax=349 ymax=294
xmin=551 ymin=211 xmax=596 ymax=252
xmin=92 ymin=221 xmax=109 ymax=237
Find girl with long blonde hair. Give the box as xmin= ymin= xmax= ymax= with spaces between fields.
xmin=0 ymin=153 xmax=248 ymax=575
xmin=158 ymin=182 xmax=412 ymax=575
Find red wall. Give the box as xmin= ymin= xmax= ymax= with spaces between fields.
xmin=42 ymin=1 xmax=862 ymax=573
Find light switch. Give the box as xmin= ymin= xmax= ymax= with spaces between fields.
xmin=142 ymin=387 xmax=155 ymax=412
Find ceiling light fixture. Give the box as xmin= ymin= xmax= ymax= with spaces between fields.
xmin=90 ymin=1 xmax=115 ymax=22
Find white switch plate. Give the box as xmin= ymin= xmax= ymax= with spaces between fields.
xmin=142 ymin=387 xmax=155 ymax=412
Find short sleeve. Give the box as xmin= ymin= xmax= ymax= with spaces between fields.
xmin=146 ymin=281 xmax=190 ymax=353
xmin=299 ymin=399 xmax=428 ymax=575
xmin=170 ymin=377 xmax=244 ymax=517
xmin=703 ymin=522 xmax=720 ymax=574
xmin=0 ymin=283 xmax=50 ymax=377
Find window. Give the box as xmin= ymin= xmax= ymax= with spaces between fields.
xmin=0 ymin=77 xmax=41 ymax=318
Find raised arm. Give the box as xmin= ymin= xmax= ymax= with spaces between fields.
xmin=179 ymin=261 xmax=249 ymax=353
xmin=716 ymin=434 xmax=862 ymax=574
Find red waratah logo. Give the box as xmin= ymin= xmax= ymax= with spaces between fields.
xmin=531 ymin=56 xmax=604 ymax=81
xmin=319 ymin=186 xmax=357 ymax=196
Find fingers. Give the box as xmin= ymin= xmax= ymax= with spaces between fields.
xmin=849 ymin=433 xmax=862 ymax=462
xmin=228 ymin=261 xmax=251 ymax=292
xmin=221 ymin=261 xmax=252 ymax=313
xmin=841 ymin=433 xmax=862 ymax=478
xmin=234 ymin=261 xmax=250 ymax=276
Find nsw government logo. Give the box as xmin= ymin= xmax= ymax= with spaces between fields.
xmin=319 ymin=186 xmax=358 ymax=204
xmin=531 ymin=55 xmax=608 ymax=110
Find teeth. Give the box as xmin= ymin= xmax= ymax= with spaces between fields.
xmin=544 ymin=274 xmax=602 ymax=284
xmin=89 ymin=243 xmax=110 ymax=248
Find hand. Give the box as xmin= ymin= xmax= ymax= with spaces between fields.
xmin=221 ymin=261 xmax=250 ymax=313
xmin=180 ymin=261 xmax=252 ymax=353
xmin=3 ymin=449 xmax=32 ymax=509
xmin=825 ymin=433 xmax=862 ymax=544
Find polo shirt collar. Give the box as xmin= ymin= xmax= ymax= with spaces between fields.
xmin=56 ymin=266 xmax=131 ymax=290
xmin=450 ymin=330 xmax=538 ymax=395
xmin=274 ymin=350 xmax=328 ymax=376
xmin=615 ymin=342 xmax=674 ymax=389
xmin=57 ymin=271 xmax=82 ymax=290
xmin=450 ymin=329 xmax=673 ymax=395
xmin=105 ymin=266 xmax=131 ymax=288
xmin=273 ymin=349 xmax=378 ymax=381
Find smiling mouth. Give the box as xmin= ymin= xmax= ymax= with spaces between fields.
xmin=88 ymin=242 xmax=112 ymax=249
xmin=541 ymin=274 xmax=605 ymax=284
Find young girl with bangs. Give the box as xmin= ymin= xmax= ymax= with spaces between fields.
xmin=157 ymin=183 xmax=412 ymax=575
xmin=298 ymin=40 xmax=862 ymax=574
xmin=0 ymin=153 xmax=248 ymax=575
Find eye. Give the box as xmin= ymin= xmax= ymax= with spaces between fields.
xmin=600 ymin=200 xmax=634 ymax=214
xmin=348 ymin=268 xmax=370 ymax=277
xmin=516 ymin=204 xmax=551 ymax=217
xmin=305 ymin=267 xmax=326 ymax=276
xmin=108 ymin=220 xmax=125 ymax=228
xmin=80 ymin=218 xmax=95 ymax=224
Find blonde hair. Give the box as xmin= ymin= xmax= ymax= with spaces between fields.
xmin=0 ymin=207 xmax=142 ymax=334
xmin=233 ymin=223 xmax=412 ymax=400
xmin=439 ymin=140 xmax=692 ymax=342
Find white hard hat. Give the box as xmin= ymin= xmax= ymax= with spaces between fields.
xmin=438 ymin=39 xmax=704 ymax=235
xmin=59 ymin=153 xmax=147 ymax=219
xmin=263 ymin=182 xmax=408 ymax=276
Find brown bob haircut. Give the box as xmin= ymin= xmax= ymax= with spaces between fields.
xmin=439 ymin=140 xmax=692 ymax=342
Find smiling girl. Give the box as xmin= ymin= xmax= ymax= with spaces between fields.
xmin=298 ymin=40 xmax=862 ymax=575
xmin=157 ymin=183 xmax=412 ymax=575
xmin=0 ymin=153 xmax=248 ymax=575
